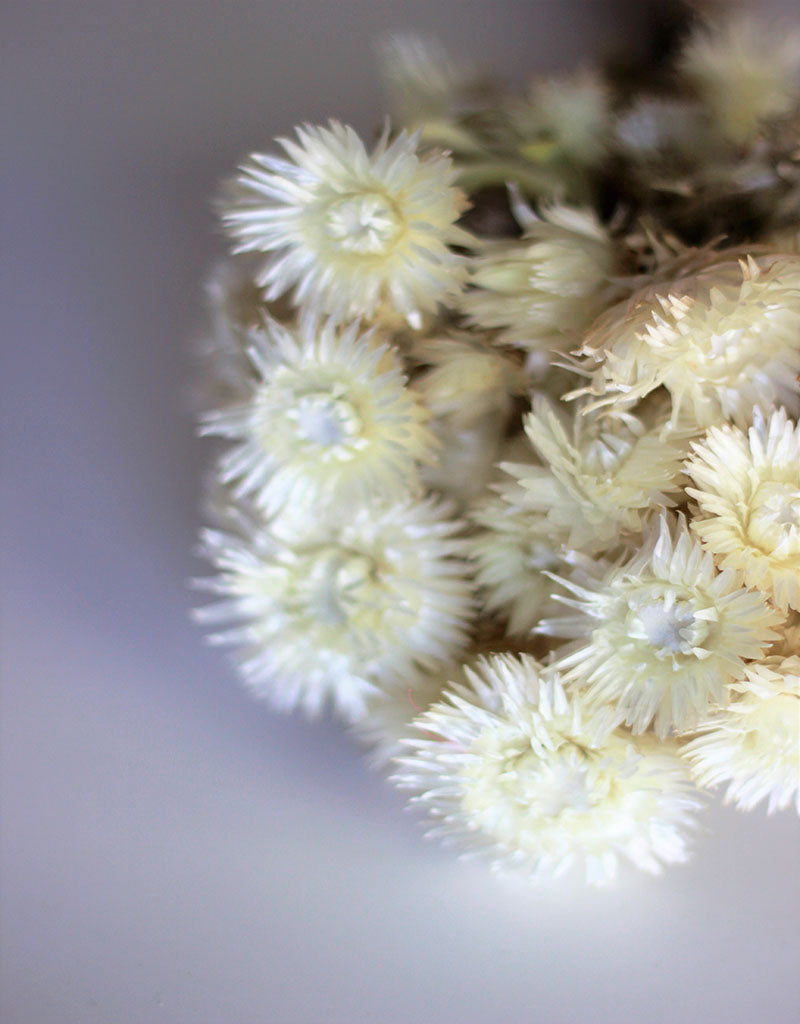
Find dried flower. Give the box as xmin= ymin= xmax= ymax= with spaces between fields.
xmin=462 ymin=201 xmax=616 ymax=355
xmin=686 ymin=407 xmax=800 ymax=612
xmin=222 ymin=121 xmax=472 ymax=327
xmin=194 ymin=497 xmax=475 ymax=720
xmin=201 ymin=317 xmax=434 ymax=517
xmin=393 ymin=654 xmax=702 ymax=884
xmin=682 ymin=655 xmax=800 ymax=814
xmin=574 ymin=252 xmax=800 ymax=429
xmin=680 ymin=15 xmax=800 ymax=143
xmin=540 ymin=513 xmax=783 ymax=737
xmin=502 ymin=398 xmax=687 ymax=553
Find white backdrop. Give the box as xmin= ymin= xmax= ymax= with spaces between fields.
xmin=2 ymin=2 xmax=799 ymax=1021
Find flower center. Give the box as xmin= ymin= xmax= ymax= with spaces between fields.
xmin=324 ymin=192 xmax=402 ymax=254
xmin=288 ymin=545 xmax=378 ymax=626
xmin=291 ymin=390 xmax=363 ymax=450
xmin=508 ymin=746 xmax=593 ymax=816
xmin=627 ymin=588 xmax=711 ymax=658
xmin=747 ymin=481 xmax=800 ymax=553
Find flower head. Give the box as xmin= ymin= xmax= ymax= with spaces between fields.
xmin=680 ymin=15 xmax=800 ymax=143
xmin=201 ymin=317 xmax=434 ymax=518
xmin=462 ymin=201 xmax=616 ymax=355
xmin=502 ymin=397 xmax=687 ymax=553
xmin=682 ymin=655 xmax=800 ymax=814
xmin=686 ymin=408 xmax=800 ymax=612
xmin=222 ymin=121 xmax=472 ymax=327
xmin=194 ymin=496 xmax=475 ymax=720
xmin=541 ymin=513 xmax=783 ymax=737
xmin=574 ymin=252 xmax=800 ymax=429
xmin=393 ymin=654 xmax=702 ymax=884
xmin=467 ymin=491 xmax=564 ymax=635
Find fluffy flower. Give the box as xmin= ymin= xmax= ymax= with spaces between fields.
xmin=682 ymin=656 xmax=800 ymax=814
xmin=221 ymin=121 xmax=472 ymax=327
xmin=462 ymin=201 xmax=616 ymax=355
xmin=468 ymin=490 xmax=563 ymax=635
xmin=201 ymin=317 xmax=434 ymax=517
xmin=412 ymin=334 xmax=526 ymax=425
xmin=686 ymin=407 xmax=800 ymax=611
xmin=540 ymin=513 xmax=783 ymax=737
xmin=680 ymin=15 xmax=800 ymax=143
xmin=194 ymin=497 xmax=475 ymax=720
xmin=393 ymin=654 xmax=702 ymax=884
xmin=574 ymin=252 xmax=800 ymax=429
xmin=523 ymin=71 xmax=611 ymax=167
xmin=502 ymin=397 xmax=687 ymax=553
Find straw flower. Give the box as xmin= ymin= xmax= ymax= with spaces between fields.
xmin=574 ymin=252 xmax=800 ymax=429
xmin=201 ymin=317 xmax=434 ymax=518
xmin=468 ymin=491 xmax=563 ymax=634
xmin=680 ymin=15 xmax=800 ymax=143
xmin=393 ymin=654 xmax=702 ymax=884
xmin=194 ymin=497 xmax=475 ymax=720
xmin=502 ymin=398 xmax=687 ymax=553
xmin=686 ymin=408 xmax=800 ymax=612
xmin=540 ymin=513 xmax=783 ymax=737
xmin=463 ymin=201 xmax=616 ymax=355
xmin=221 ymin=121 xmax=472 ymax=327
xmin=682 ymin=656 xmax=800 ymax=814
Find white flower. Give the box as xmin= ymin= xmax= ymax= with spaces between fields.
xmin=420 ymin=410 xmax=507 ymax=506
xmin=502 ymin=397 xmax=687 ymax=553
xmin=393 ymin=654 xmax=702 ymax=884
xmin=468 ymin=492 xmax=563 ymax=635
xmin=574 ymin=252 xmax=800 ymax=429
xmin=682 ymin=655 xmax=800 ymax=814
xmin=201 ymin=317 xmax=434 ymax=518
xmin=540 ymin=513 xmax=783 ymax=737
xmin=412 ymin=334 xmax=526 ymax=425
xmin=680 ymin=15 xmax=800 ymax=143
xmin=462 ymin=201 xmax=616 ymax=355
xmin=194 ymin=497 xmax=475 ymax=721
xmin=524 ymin=71 xmax=611 ymax=167
xmin=221 ymin=121 xmax=472 ymax=327
xmin=686 ymin=407 xmax=800 ymax=612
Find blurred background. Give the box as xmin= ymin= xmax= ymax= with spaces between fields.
xmin=2 ymin=1 xmax=799 ymax=1022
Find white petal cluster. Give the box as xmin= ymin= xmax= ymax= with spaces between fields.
xmin=195 ymin=497 xmax=475 ymax=720
xmin=462 ymin=202 xmax=616 ymax=356
xmin=222 ymin=122 xmax=472 ymax=327
xmin=201 ymin=317 xmax=434 ymax=518
xmin=468 ymin=490 xmax=563 ymax=635
xmin=575 ymin=253 xmax=800 ymax=429
xmin=502 ymin=398 xmax=687 ymax=552
xmin=393 ymin=654 xmax=702 ymax=884
xmin=686 ymin=407 xmax=800 ymax=612
xmin=541 ymin=514 xmax=783 ymax=737
xmin=682 ymin=656 xmax=800 ymax=814
xmin=680 ymin=15 xmax=800 ymax=143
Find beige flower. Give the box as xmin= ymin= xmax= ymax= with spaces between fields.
xmin=393 ymin=654 xmax=703 ymax=884
xmin=686 ymin=407 xmax=800 ymax=611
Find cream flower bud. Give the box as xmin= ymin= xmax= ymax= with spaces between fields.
xmin=680 ymin=14 xmax=800 ymax=143
xmin=462 ymin=201 xmax=617 ymax=355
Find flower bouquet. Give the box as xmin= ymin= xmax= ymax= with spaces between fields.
xmin=193 ymin=9 xmax=800 ymax=884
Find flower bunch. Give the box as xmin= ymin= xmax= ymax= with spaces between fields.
xmin=194 ymin=8 xmax=800 ymax=885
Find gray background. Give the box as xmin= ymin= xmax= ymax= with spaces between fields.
xmin=2 ymin=1 xmax=799 ymax=1022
